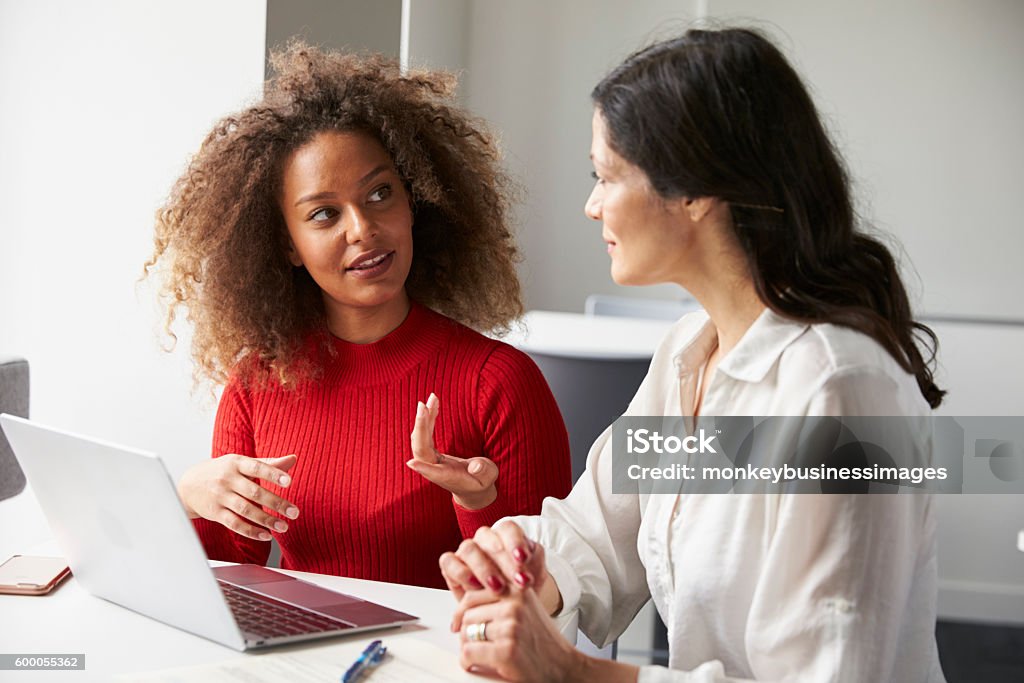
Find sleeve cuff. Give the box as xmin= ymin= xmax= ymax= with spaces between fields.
xmin=453 ymin=494 xmax=513 ymax=537
xmin=544 ymin=545 xmax=583 ymax=620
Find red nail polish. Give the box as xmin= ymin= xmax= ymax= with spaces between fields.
xmin=487 ymin=575 xmax=504 ymax=591
xmin=468 ymin=576 xmax=484 ymax=590
xmin=515 ymin=571 xmax=530 ymax=587
xmin=512 ymin=547 xmax=527 ymax=563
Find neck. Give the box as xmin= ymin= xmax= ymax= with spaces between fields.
xmin=673 ymin=219 xmax=765 ymax=356
xmin=324 ymin=292 xmax=412 ymax=344
xmin=701 ymin=284 xmax=765 ymax=356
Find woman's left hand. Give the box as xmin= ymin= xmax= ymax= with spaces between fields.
xmin=457 ymin=586 xmax=581 ymax=682
xmin=408 ymin=393 xmax=499 ymax=509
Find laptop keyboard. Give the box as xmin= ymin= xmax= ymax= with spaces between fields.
xmin=218 ymin=581 xmax=353 ymax=640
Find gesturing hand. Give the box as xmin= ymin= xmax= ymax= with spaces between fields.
xmin=407 ymin=393 xmax=499 ymax=510
xmin=177 ymin=453 xmax=299 ymax=541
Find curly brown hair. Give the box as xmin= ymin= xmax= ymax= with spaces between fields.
xmin=146 ymin=42 xmax=523 ymax=388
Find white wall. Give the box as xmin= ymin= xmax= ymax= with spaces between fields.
xmin=0 ymin=0 xmax=267 ymax=539
xmin=266 ymin=0 xmax=401 ymax=64
xmin=928 ymin=319 xmax=1024 ymax=625
xmin=462 ymin=0 xmax=704 ymax=312
xmin=459 ymin=0 xmax=1024 ymax=321
xmin=706 ymin=0 xmax=1024 ymax=321
xmin=404 ymin=0 xmax=471 ymax=83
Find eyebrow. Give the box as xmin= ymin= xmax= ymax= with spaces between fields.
xmin=293 ymin=164 xmax=392 ymax=207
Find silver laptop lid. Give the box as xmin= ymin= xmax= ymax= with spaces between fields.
xmin=0 ymin=414 xmax=245 ymax=650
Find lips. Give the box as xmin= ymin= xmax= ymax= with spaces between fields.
xmin=346 ymin=249 xmax=393 ymax=270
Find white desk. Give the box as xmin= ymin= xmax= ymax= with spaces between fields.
xmin=503 ymin=310 xmax=673 ymax=360
xmin=0 ymin=486 xmax=472 ymax=682
xmin=0 ymin=557 xmax=470 ymax=682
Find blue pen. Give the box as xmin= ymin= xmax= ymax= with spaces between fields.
xmin=342 ymin=640 xmax=387 ymax=683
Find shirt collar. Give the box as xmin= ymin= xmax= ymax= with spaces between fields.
xmin=673 ymin=307 xmax=809 ymax=383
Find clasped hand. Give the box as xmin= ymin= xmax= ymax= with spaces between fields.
xmin=440 ymin=522 xmax=582 ymax=682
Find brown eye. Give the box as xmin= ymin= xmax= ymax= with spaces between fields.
xmin=310 ymin=207 xmax=337 ymax=223
xmin=368 ymin=184 xmax=392 ymax=203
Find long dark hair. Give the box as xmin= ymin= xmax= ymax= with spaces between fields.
xmin=592 ymin=28 xmax=944 ymax=408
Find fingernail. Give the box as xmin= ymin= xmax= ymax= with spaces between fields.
xmin=468 ymin=576 xmax=484 ymax=590
xmin=285 ymin=506 xmax=299 ymax=519
xmin=528 ymin=539 xmax=537 ymax=552
xmin=274 ymin=520 xmax=288 ymax=532
xmin=515 ymin=571 xmax=530 ymax=587
xmin=279 ymin=474 xmax=291 ymax=486
xmin=512 ymin=547 xmax=527 ymax=563
xmin=487 ymin=575 xmax=504 ymax=592
xmin=451 ymin=619 xmax=457 ymax=632
xmin=468 ymin=461 xmax=483 ymax=475
xmin=258 ymin=532 xmax=271 ymax=541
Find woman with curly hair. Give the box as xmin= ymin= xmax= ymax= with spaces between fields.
xmin=146 ymin=43 xmax=571 ymax=589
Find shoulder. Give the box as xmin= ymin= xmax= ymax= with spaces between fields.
xmin=781 ymin=322 xmax=929 ymax=415
xmin=426 ymin=306 xmax=540 ymax=373
xmin=782 ymin=322 xmax=904 ymax=381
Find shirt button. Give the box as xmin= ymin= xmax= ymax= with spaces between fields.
xmin=834 ymin=599 xmax=853 ymax=613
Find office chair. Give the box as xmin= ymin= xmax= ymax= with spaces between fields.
xmin=0 ymin=356 xmax=29 ymax=501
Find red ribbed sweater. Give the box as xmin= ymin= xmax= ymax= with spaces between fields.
xmin=194 ymin=302 xmax=571 ymax=589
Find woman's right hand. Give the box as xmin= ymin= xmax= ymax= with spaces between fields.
xmin=439 ymin=521 xmax=561 ymax=630
xmin=177 ymin=453 xmax=299 ymax=541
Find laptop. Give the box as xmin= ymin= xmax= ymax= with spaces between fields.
xmin=0 ymin=414 xmax=418 ymax=651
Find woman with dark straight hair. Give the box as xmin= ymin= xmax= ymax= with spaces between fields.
xmin=436 ymin=28 xmax=947 ymax=681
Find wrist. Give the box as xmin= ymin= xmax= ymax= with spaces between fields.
xmin=176 ymin=482 xmax=199 ymax=519
xmin=539 ymin=572 xmax=563 ymax=616
xmin=452 ymin=485 xmax=497 ymax=510
xmin=562 ymin=647 xmax=590 ymax=683
xmin=564 ymin=650 xmax=640 ymax=683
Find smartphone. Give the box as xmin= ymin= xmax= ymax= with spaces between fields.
xmin=0 ymin=555 xmax=71 ymax=595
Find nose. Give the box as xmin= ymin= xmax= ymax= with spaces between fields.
xmin=584 ymin=183 xmax=602 ymax=221
xmin=345 ymin=207 xmax=376 ymax=243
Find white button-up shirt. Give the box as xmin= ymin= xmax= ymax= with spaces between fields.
xmin=510 ymin=308 xmax=946 ymax=681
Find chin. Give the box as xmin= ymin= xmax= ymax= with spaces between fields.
xmin=327 ymin=283 xmax=406 ymax=310
xmin=609 ymin=265 xmax=638 ymax=287
xmin=611 ymin=265 xmax=661 ymax=288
